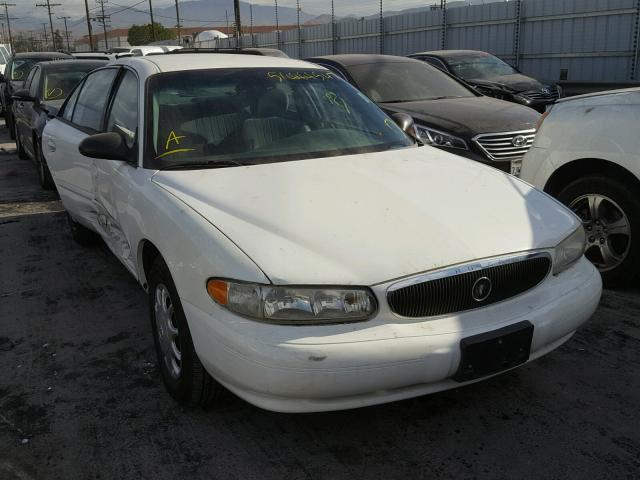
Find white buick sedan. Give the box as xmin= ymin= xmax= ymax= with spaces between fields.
xmin=43 ymin=54 xmax=601 ymax=412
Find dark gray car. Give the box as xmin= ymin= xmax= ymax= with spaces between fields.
xmin=12 ymin=59 xmax=106 ymax=188
xmin=0 ymin=51 xmax=72 ymax=139
xmin=306 ymin=54 xmax=540 ymax=173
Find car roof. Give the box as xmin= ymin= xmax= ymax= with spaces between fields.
xmin=37 ymin=59 xmax=107 ymax=71
xmin=306 ymin=54 xmax=423 ymax=67
xmin=410 ymin=50 xmax=492 ymax=59
xmin=557 ymin=87 xmax=640 ymax=104
xmin=13 ymin=51 xmax=72 ymax=59
xmin=115 ymin=53 xmax=319 ymax=74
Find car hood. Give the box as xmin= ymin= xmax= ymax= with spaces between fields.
xmin=465 ymin=74 xmax=552 ymax=93
xmin=152 ymin=148 xmax=579 ymax=285
xmin=379 ymin=97 xmax=539 ymax=136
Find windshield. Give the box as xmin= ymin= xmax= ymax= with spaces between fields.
xmin=146 ymin=68 xmax=413 ymax=169
xmin=347 ymin=61 xmax=475 ymax=103
xmin=447 ymin=54 xmax=518 ymax=80
xmin=43 ymin=69 xmax=93 ymax=101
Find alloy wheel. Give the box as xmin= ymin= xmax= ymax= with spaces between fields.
xmin=154 ymin=283 xmax=182 ymax=380
xmin=569 ymin=194 xmax=631 ymax=272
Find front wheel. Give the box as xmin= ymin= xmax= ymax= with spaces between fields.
xmin=558 ymin=176 xmax=639 ymax=287
xmin=148 ymin=256 xmax=221 ymax=407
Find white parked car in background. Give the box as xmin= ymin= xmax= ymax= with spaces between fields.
xmin=520 ymin=88 xmax=640 ymax=286
xmin=43 ymin=54 xmax=601 ymax=412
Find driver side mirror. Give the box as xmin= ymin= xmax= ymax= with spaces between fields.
xmin=11 ymin=89 xmax=35 ymax=102
xmin=391 ymin=113 xmax=419 ymax=143
xmin=79 ymin=132 xmax=132 ymax=162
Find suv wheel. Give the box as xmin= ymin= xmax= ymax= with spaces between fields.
xmin=558 ymin=176 xmax=639 ymax=287
xmin=149 ymin=256 xmax=221 ymax=407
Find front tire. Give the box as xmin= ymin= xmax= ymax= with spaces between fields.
xmin=67 ymin=213 xmax=99 ymax=246
xmin=557 ymin=175 xmax=639 ymax=287
xmin=148 ymin=256 xmax=221 ymax=407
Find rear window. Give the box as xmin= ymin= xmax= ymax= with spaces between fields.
xmin=43 ymin=70 xmax=92 ymax=101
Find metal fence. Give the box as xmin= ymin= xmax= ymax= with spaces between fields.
xmin=197 ymin=0 xmax=640 ymax=83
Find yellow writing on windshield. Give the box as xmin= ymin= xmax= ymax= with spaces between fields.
xmin=155 ymin=130 xmax=195 ymax=159
xmin=165 ymin=130 xmax=186 ymax=150
xmin=45 ymin=87 xmax=64 ymax=100
xmin=267 ymin=71 xmax=333 ymax=82
xmin=325 ymin=91 xmax=350 ymax=114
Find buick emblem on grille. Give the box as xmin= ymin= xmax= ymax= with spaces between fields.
xmin=471 ymin=277 xmax=492 ymax=302
xmin=511 ymin=135 xmax=528 ymax=147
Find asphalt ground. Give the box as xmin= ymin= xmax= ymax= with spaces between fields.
xmin=0 ymin=120 xmax=639 ymax=480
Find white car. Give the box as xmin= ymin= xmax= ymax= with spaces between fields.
xmin=43 ymin=54 xmax=601 ymax=413
xmin=520 ymin=88 xmax=640 ymax=286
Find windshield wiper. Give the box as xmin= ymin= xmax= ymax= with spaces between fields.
xmin=162 ymin=159 xmax=247 ymax=170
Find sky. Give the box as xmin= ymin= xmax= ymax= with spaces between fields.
xmin=11 ymin=0 xmax=450 ymax=21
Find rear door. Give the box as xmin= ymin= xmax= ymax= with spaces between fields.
xmin=43 ymin=67 xmax=119 ymax=228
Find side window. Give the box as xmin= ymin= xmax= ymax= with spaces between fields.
xmin=424 ymin=57 xmax=448 ymax=72
xmin=23 ymin=68 xmax=36 ymax=93
xmin=62 ymin=82 xmax=83 ymax=121
xmin=29 ymin=69 xmax=41 ymax=97
xmin=106 ymin=70 xmax=138 ymax=149
xmin=71 ymin=69 xmax=118 ymax=131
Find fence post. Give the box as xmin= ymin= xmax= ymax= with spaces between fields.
xmin=632 ymin=0 xmax=640 ymax=79
xmin=379 ymin=0 xmax=384 ymax=54
xmin=331 ymin=0 xmax=336 ymax=55
xmin=440 ymin=0 xmax=447 ymax=50
xmin=513 ymin=0 xmax=522 ymax=68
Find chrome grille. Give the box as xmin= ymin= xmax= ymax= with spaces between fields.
xmin=474 ymin=129 xmax=536 ymax=161
xmin=387 ymin=254 xmax=551 ymax=318
xmin=523 ymin=86 xmax=559 ymax=101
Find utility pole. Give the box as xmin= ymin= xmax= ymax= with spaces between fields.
xmin=42 ymin=23 xmax=50 ymax=49
xmin=84 ymin=0 xmax=94 ymax=50
xmin=0 ymin=3 xmax=15 ymax=50
xmin=58 ymin=15 xmax=71 ymax=51
xmin=148 ymin=0 xmax=156 ymax=42
xmin=233 ymin=0 xmax=241 ymax=48
xmin=225 ymin=10 xmax=229 ymax=34
xmin=36 ymin=0 xmax=62 ymax=50
xmin=174 ymin=0 xmax=181 ymax=45
xmin=96 ymin=0 xmax=110 ymax=50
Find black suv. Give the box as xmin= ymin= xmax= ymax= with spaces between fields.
xmin=0 ymin=51 xmax=71 ymax=139
xmin=409 ymin=50 xmax=561 ymax=113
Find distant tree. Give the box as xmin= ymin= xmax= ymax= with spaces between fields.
xmin=127 ymin=22 xmax=174 ymax=45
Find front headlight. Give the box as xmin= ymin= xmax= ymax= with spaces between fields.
xmin=512 ymin=93 xmax=533 ymax=105
xmin=206 ymin=279 xmax=377 ymax=325
xmin=553 ymin=226 xmax=586 ymax=275
xmin=415 ymin=125 xmax=468 ymax=150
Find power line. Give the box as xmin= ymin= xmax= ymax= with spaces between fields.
xmin=95 ymin=0 xmax=110 ymax=49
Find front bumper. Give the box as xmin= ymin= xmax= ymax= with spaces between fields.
xmin=184 ymin=256 xmax=601 ymax=412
